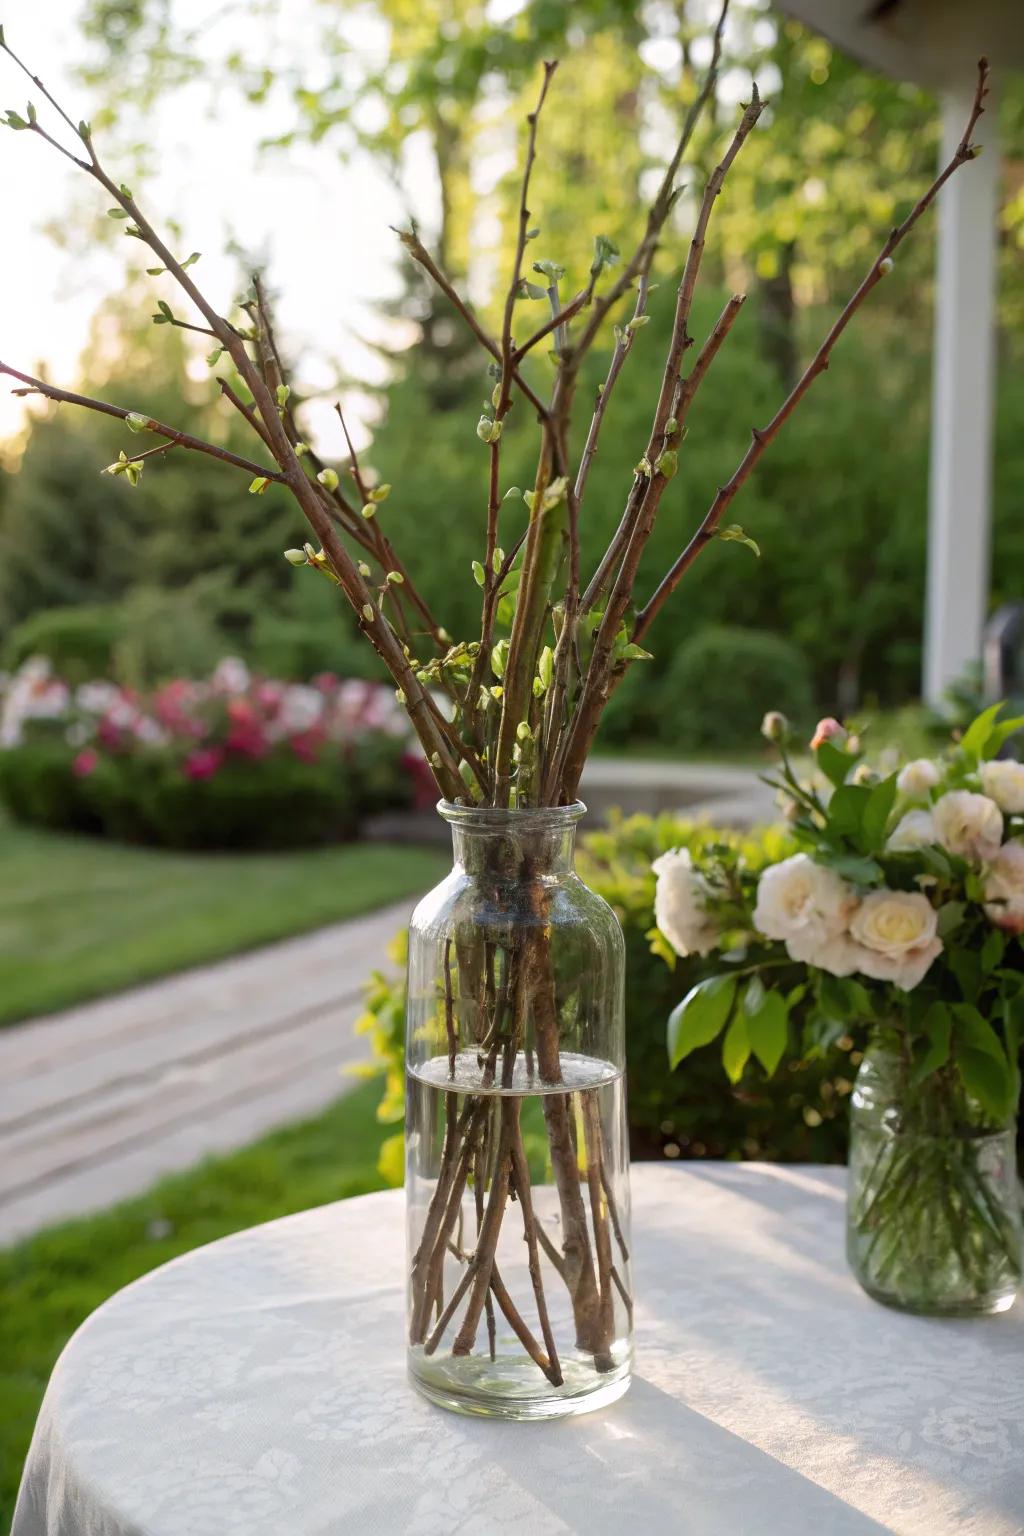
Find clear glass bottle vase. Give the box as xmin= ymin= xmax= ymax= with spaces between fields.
xmin=405 ymin=801 xmax=632 ymax=1419
xmin=847 ymin=1031 xmax=1022 ymax=1315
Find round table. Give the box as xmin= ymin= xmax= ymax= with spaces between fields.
xmin=13 ymin=1163 xmax=1024 ymax=1536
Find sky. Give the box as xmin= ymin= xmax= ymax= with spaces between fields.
xmin=0 ymin=0 xmax=440 ymax=449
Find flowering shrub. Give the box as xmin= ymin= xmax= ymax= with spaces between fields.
xmin=0 ymin=657 xmax=426 ymax=849
xmin=655 ymin=704 xmax=1024 ymax=1127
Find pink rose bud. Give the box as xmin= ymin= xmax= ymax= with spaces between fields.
xmin=811 ymin=717 xmax=847 ymax=752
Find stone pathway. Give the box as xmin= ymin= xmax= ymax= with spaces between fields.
xmin=0 ymin=899 xmax=412 ymax=1246
xmin=0 ymin=758 xmax=772 ymax=1245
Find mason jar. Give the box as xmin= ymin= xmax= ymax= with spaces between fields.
xmin=847 ymin=1033 xmax=1022 ymax=1315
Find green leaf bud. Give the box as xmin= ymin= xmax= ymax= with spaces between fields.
xmin=249 ymin=476 xmax=271 ymax=495
xmin=476 ymin=415 xmax=502 ymax=444
xmin=717 ymin=524 xmax=761 ymax=557
xmin=362 ymin=603 xmax=375 ymax=622
xmin=317 ymin=467 xmax=339 ymax=492
xmin=283 ymin=548 xmax=308 ymax=566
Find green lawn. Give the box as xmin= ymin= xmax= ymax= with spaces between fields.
xmin=0 ymin=1079 xmax=392 ymax=1529
xmin=0 ymin=820 xmax=445 ymax=1027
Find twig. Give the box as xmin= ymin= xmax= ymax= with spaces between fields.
xmin=0 ymin=361 xmax=287 ymax=483
xmin=575 ymin=275 xmax=650 ymax=513
xmin=581 ymin=1093 xmax=616 ymax=1361
xmin=396 ymin=232 xmax=549 ymax=421
xmin=509 ymin=1120 xmax=563 ymax=1384
xmin=451 ymin=1098 xmax=518 ymax=1356
xmin=557 ymin=88 xmax=766 ymax=799
xmin=631 ymin=56 xmax=991 ymax=649
xmin=511 ymin=287 xmax=589 ymax=364
xmin=443 ymin=939 xmax=457 ymax=1080
xmin=570 ymin=0 xmax=730 ymax=362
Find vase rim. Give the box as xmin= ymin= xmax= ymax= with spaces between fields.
xmin=436 ymin=799 xmax=587 ymax=828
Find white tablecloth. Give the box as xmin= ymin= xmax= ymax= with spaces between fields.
xmin=12 ymin=1163 xmax=1024 ymax=1536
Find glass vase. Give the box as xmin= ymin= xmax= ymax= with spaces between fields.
xmin=847 ymin=1032 xmax=1022 ymax=1315
xmin=404 ymin=801 xmax=632 ymax=1419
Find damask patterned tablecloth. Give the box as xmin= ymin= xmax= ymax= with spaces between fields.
xmin=12 ymin=1163 xmax=1024 ymax=1536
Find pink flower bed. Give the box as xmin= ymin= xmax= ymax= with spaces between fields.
xmin=0 ymin=657 xmax=434 ymax=847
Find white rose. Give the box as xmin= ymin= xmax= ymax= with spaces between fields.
xmin=983 ymin=840 xmax=1024 ymax=933
xmin=652 ymin=849 xmax=719 ymax=957
xmin=753 ymin=853 xmax=855 ymax=947
xmin=785 ymin=929 xmax=863 ymax=978
xmin=848 ymin=890 xmax=942 ymax=991
xmin=932 ymin=790 xmax=1004 ymax=862
xmin=980 ymin=760 xmax=1024 ymax=815
xmin=886 ymin=810 xmax=938 ymax=852
xmin=897 ymin=758 xmax=940 ymax=797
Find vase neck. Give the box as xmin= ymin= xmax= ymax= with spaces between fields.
xmin=438 ymin=802 xmax=583 ymax=878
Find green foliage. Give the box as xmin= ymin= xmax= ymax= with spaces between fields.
xmin=4 ymin=604 xmax=124 ymax=683
xmin=657 ymin=625 xmax=814 ymax=752
xmin=358 ymin=811 xmax=852 ymax=1181
xmin=111 ymin=583 xmax=228 ymax=687
xmin=0 ymin=739 xmax=409 ymax=851
xmin=0 ymin=742 xmax=99 ymax=833
xmin=0 ymin=296 xmax=303 ymax=665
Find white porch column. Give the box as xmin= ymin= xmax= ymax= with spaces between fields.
xmin=923 ymin=79 xmax=1000 ymax=703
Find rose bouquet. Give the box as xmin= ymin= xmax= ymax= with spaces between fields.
xmin=654 ymin=704 xmax=1024 ymax=1314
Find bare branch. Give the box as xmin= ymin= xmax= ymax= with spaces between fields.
xmin=511 ymin=287 xmax=589 ymax=365
xmin=557 ymin=86 xmax=766 ymax=798
xmin=396 ymin=231 xmax=549 ymax=421
xmin=0 ymin=360 xmax=288 ymax=483
xmin=632 ymin=56 xmax=991 ymax=648
xmin=571 ymin=0 xmax=729 ymax=361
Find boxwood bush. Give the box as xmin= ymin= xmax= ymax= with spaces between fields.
xmin=658 ymin=626 xmax=814 ymax=752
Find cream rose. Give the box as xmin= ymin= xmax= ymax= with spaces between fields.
xmin=932 ymin=790 xmax=1003 ymax=862
xmin=847 ymin=890 xmax=942 ymax=991
xmin=652 ymin=849 xmax=718 ymax=957
xmin=897 ymin=758 xmax=940 ymax=797
xmin=983 ymin=840 xmax=1024 ymax=933
xmin=753 ymin=854 xmax=855 ymax=948
xmin=785 ymin=929 xmax=863 ymax=978
xmin=980 ymin=760 xmax=1024 ymax=815
xmin=886 ymin=809 xmax=938 ymax=852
